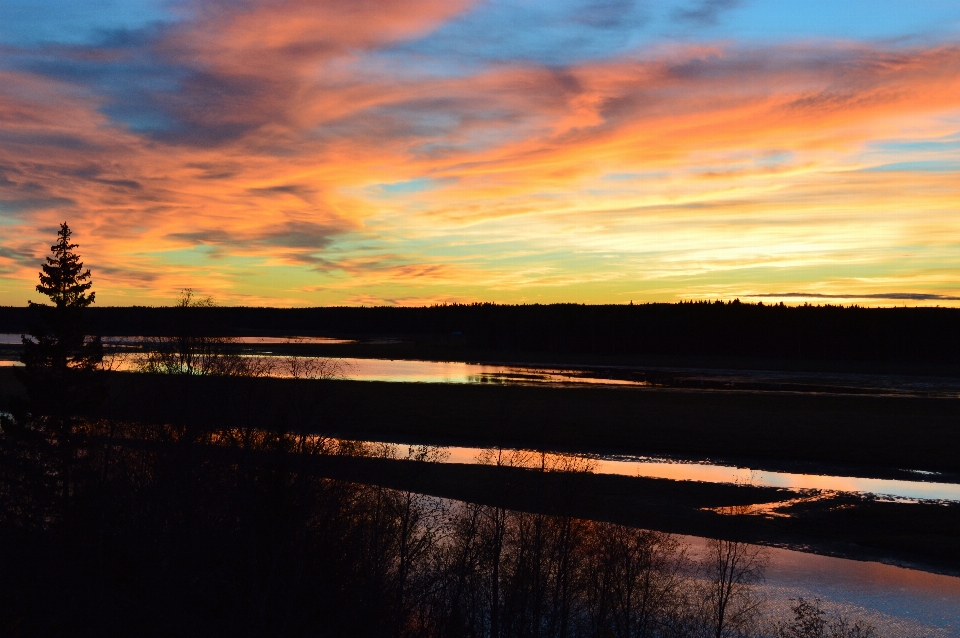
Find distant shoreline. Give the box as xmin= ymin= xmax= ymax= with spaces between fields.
xmin=5 ymin=303 xmax=960 ymax=374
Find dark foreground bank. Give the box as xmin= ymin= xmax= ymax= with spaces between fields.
xmin=31 ymin=369 xmax=960 ymax=476
xmin=214 ymin=443 xmax=960 ymax=576
xmin=0 ymin=414 xmax=938 ymax=637
xmin=5 ymin=369 xmax=960 ymax=572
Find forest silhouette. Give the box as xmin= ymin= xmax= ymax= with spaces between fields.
xmin=4 ymin=301 xmax=960 ymax=369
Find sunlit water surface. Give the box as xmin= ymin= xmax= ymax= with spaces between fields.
xmin=4 ymin=331 xmax=959 ymax=499
xmin=1 ymin=335 xmax=643 ymax=385
xmin=0 ymin=334 xmax=353 ymax=345
xmin=295 ymin=356 xmax=641 ymax=385
xmin=425 ymin=444 xmax=960 ymax=502
xmin=683 ymin=535 xmax=960 ymax=637
xmin=7 ymin=333 xmax=960 ymax=396
xmin=5 ymin=333 xmax=960 ymax=632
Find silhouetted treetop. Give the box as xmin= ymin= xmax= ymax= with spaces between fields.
xmin=20 ymin=222 xmax=102 ymax=373
xmin=34 ymin=222 xmax=95 ymax=311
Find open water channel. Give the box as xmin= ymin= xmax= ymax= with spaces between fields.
xmin=6 ymin=333 xmax=960 ymax=395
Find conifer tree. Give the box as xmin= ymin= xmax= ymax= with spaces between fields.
xmin=21 ymin=222 xmax=103 ymax=372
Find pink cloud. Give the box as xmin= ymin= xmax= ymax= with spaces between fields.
xmin=2 ymin=3 xmax=960 ymax=306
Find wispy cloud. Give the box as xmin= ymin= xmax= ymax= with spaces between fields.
xmin=1 ymin=1 xmax=959 ymax=306
xmin=167 ymin=221 xmax=349 ymax=253
xmin=672 ymin=0 xmax=740 ymax=26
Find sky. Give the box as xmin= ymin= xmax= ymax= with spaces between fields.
xmin=1 ymin=0 xmax=959 ymax=307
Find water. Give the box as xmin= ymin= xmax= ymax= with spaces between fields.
xmin=116 ymin=335 xmax=356 ymax=345
xmin=2 ymin=334 xmax=647 ymax=386
xmin=116 ymin=354 xmax=642 ymax=386
xmin=584 ymin=455 xmax=960 ymax=502
xmin=370 ymin=441 xmax=960 ymax=503
xmin=297 ymin=357 xmax=644 ymax=385
xmin=683 ymin=535 xmax=960 ymax=637
xmin=0 ymin=334 xmax=353 ymax=345
xmin=6 ymin=333 xmax=959 ymax=632
xmin=354 ymin=440 xmax=960 ymax=634
xmin=6 ymin=332 xmax=960 ymax=395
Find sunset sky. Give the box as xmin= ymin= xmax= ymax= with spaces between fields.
xmin=1 ymin=0 xmax=960 ymax=307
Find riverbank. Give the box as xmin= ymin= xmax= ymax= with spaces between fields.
xmin=6 ymin=368 xmax=959 ymax=575
xmin=264 ymin=450 xmax=960 ymax=577
xmin=51 ymin=370 xmax=960 ymax=475
xmin=14 ymin=422 xmax=960 ymax=577
xmin=5 ymin=368 xmax=960 ymax=476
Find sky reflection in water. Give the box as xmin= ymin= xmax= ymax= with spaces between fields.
xmin=683 ymin=535 xmax=960 ymax=637
xmin=2 ymin=334 xmax=643 ymax=385
xmin=369 ymin=440 xmax=960 ymax=635
xmin=319 ymin=357 xmax=641 ymax=386
xmin=5 ymin=333 xmax=960 ymax=395
xmin=426 ymin=444 xmax=960 ymax=503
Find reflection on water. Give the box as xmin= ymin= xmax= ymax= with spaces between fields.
xmin=0 ymin=356 xmax=646 ymax=387
xmin=0 ymin=334 xmax=354 ymax=345
xmin=311 ymin=357 xmax=644 ymax=386
xmin=364 ymin=441 xmax=960 ymax=503
xmin=230 ymin=336 xmax=355 ymax=344
xmin=351 ymin=441 xmax=960 ymax=633
xmin=1 ymin=333 xmax=646 ymax=386
xmin=7 ymin=332 xmax=960 ymax=394
xmin=682 ymin=534 xmax=960 ymax=637
xmin=126 ymin=426 xmax=960 ymax=634
xmin=310 ymin=439 xmax=960 ymax=635
xmin=594 ymin=456 xmax=960 ymax=502
xmin=703 ymin=494 xmax=828 ymax=517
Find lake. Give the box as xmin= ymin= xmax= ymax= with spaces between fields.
xmin=5 ymin=333 xmax=960 ymax=395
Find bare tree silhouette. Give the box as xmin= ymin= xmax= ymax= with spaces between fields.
xmin=699 ymin=538 xmax=768 ymax=638
xmin=773 ymin=598 xmax=879 ymax=638
xmin=136 ymin=289 xmax=254 ymax=376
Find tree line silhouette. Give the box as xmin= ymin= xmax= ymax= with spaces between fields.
xmin=4 ymin=301 xmax=960 ymax=366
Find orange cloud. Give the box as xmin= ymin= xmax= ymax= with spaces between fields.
xmin=2 ymin=7 xmax=960 ymax=307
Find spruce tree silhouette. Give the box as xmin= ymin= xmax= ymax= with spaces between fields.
xmin=21 ymin=222 xmax=103 ymax=374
